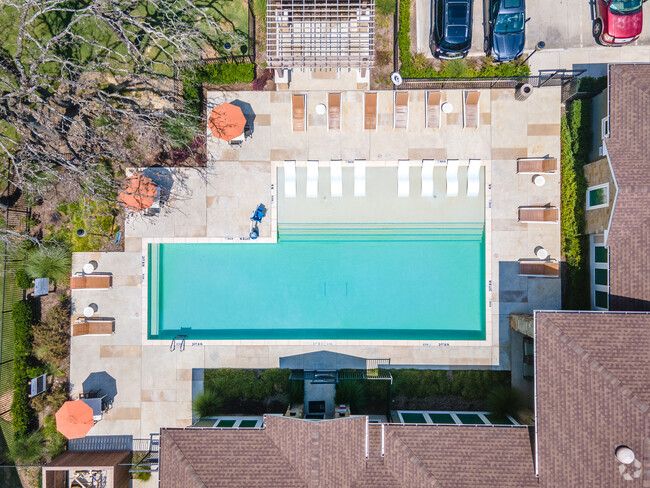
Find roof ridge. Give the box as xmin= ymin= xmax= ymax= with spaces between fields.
xmin=545 ymin=315 xmax=650 ymax=416
xmin=263 ymin=420 xmax=310 ymax=487
xmin=390 ymin=430 xmax=442 ymax=487
xmin=165 ymin=432 xmax=208 ymax=488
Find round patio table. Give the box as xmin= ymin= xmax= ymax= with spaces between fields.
xmin=83 ymin=306 xmax=95 ymax=318
xmin=533 ymin=175 xmax=546 ymax=187
xmin=441 ymin=102 xmax=453 ymax=114
xmin=83 ymin=263 xmax=95 ymax=274
xmin=315 ymin=104 xmax=326 ymax=115
xmin=536 ymin=247 xmax=549 ymax=260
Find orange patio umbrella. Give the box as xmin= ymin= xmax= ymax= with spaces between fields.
xmin=118 ymin=174 xmax=158 ymax=211
xmin=208 ymin=103 xmax=246 ymax=141
xmin=55 ymin=400 xmax=95 ymax=439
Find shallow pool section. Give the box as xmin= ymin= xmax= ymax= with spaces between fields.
xmin=148 ymin=223 xmax=485 ymax=340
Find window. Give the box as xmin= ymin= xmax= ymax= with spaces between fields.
xmin=601 ymin=116 xmax=610 ymax=138
xmin=587 ymin=183 xmax=609 ymax=210
xmin=591 ymin=237 xmax=609 ymax=310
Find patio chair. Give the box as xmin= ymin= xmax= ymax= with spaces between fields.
xmin=394 ymin=92 xmax=409 ymax=129
xmin=70 ymin=275 xmax=112 ymax=290
xmin=292 ymin=94 xmax=306 ymax=132
xmin=398 ymin=160 xmax=410 ymax=197
xmin=72 ymin=320 xmax=115 ymax=336
xmin=284 ymin=160 xmax=296 ymax=198
xmin=328 ymin=93 xmax=341 ymax=130
xmin=446 ymin=159 xmax=459 ymax=197
xmin=251 ymin=204 xmax=266 ymax=223
xmin=421 ymin=159 xmax=434 ymax=197
xmin=354 ymin=160 xmax=366 ymax=197
xmin=518 ymin=206 xmax=560 ymax=223
xmin=463 ymin=91 xmax=480 ymax=129
xmin=364 ymin=93 xmax=377 ymax=130
xmin=306 ymin=160 xmax=319 ymax=198
xmin=467 ymin=159 xmax=481 ymax=197
xmin=331 ymin=160 xmax=343 ymax=197
xmin=516 ymin=157 xmax=558 ymax=174
xmin=426 ymin=91 xmax=441 ymax=129
xmin=519 ymin=261 xmax=560 ymax=277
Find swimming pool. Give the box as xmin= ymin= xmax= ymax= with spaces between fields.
xmin=148 ymin=223 xmax=485 ymax=340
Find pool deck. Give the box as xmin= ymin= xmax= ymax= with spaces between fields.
xmin=70 ymin=86 xmax=561 ymax=438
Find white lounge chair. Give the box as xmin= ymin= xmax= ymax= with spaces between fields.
xmin=446 ymin=159 xmax=459 ymax=197
xmin=284 ymin=160 xmax=296 ymax=198
xmin=354 ymin=160 xmax=366 ymax=197
xmin=467 ymin=159 xmax=481 ymax=197
xmin=398 ymin=160 xmax=410 ymax=197
xmin=306 ymin=160 xmax=318 ymax=198
xmin=421 ymin=160 xmax=434 ymax=197
xmin=331 ymin=160 xmax=343 ymax=197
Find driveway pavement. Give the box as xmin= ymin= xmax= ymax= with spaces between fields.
xmin=416 ymin=0 xmax=650 ymax=61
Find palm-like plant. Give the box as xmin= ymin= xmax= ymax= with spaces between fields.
xmin=24 ymin=247 xmax=71 ymax=283
xmin=192 ymin=389 xmax=223 ymax=418
xmin=9 ymin=430 xmax=45 ymax=464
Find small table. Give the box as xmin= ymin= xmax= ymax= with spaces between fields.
xmin=80 ymin=397 xmax=103 ymax=422
xmin=441 ymin=102 xmax=453 ymax=114
xmin=83 ymin=307 xmax=95 ymax=318
xmin=83 ymin=263 xmax=95 ymax=274
xmin=533 ymin=175 xmax=546 ymax=187
xmin=315 ymin=103 xmax=327 ymax=115
xmin=536 ymin=247 xmax=549 ymax=260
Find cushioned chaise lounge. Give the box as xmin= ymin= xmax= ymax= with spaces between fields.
xmin=426 ymin=91 xmax=441 ymax=129
xmin=394 ymin=92 xmax=409 ymax=129
xmin=70 ymin=275 xmax=112 ymax=290
xmin=518 ymin=206 xmax=560 ymax=223
xmin=463 ymin=91 xmax=480 ymax=129
xmin=292 ymin=94 xmax=306 ymax=132
xmin=72 ymin=320 xmax=114 ymax=336
xmin=328 ymin=93 xmax=341 ymax=130
xmin=517 ymin=158 xmax=557 ymax=174
xmin=519 ymin=261 xmax=560 ymax=277
xmin=364 ymin=93 xmax=377 ymax=130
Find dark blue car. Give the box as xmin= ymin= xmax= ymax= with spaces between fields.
xmin=430 ymin=0 xmax=474 ymax=59
xmin=485 ymin=0 xmax=527 ymax=61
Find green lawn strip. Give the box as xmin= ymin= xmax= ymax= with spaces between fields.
xmin=397 ymin=0 xmax=529 ymax=78
xmin=561 ymin=100 xmax=591 ymax=309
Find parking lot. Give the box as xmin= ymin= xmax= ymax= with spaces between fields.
xmin=416 ymin=0 xmax=650 ymax=64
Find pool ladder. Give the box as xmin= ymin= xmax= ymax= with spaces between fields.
xmin=170 ymin=335 xmax=187 ymax=352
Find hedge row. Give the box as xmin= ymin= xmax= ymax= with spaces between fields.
xmin=181 ymin=63 xmax=255 ymax=118
xmin=397 ymin=0 xmax=529 ymax=78
xmin=11 ymin=300 xmax=36 ymax=437
xmin=203 ymin=369 xmax=291 ymax=401
xmin=391 ymin=369 xmax=510 ymax=401
xmin=561 ymin=100 xmax=591 ymax=309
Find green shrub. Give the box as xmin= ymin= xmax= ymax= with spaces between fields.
xmin=487 ymin=385 xmax=522 ymax=418
xmin=134 ymin=471 xmax=152 ymax=481
xmin=14 ymin=268 xmax=33 ymax=289
xmin=289 ymin=380 xmax=304 ymax=405
xmin=193 ymin=389 xmax=223 ymax=418
xmin=42 ymin=415 xmax=67 ymax=459
xmin=24 ymin=246 xmax=71 ymax=283
xmin=376 ymin=0 xmax=396 ymax=16
xmin=203 ymin=369 xmax=291 ymax=400
xmin=391 ymin=369 xmax=509 ymax=401
xmin=253 ymin=0 xmax=267 ymax=21
xmin=34 ymin=305 xmax=70 ymax=365
xmin=162 ymin=117 xmax=197 ymax=148
xmin=577 ymin=76 xmax=607 ymax=94
xmin=31 ymin=385 xmax=69 ymax=415
xmin=11 ymin=300 xmax=36 ymax=436
xmin=561 ymin=100 xmax=591 ymax=309
xmin=8 ymin=430 xmax=44 ymax=464
xmin=335 ymin=381 xmax=367 ymax=413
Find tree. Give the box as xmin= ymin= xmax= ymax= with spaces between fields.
xmin=0 ymin=0 xmax=244 ymax=202
xmin=192 ymin=389 xmax=222 ymax=418
xmin=8 ymin=430 xmax=45 ymax=465
xmin=24 ymin=246 xmax=71 ymax=282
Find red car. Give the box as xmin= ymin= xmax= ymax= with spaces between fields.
xmin=593 ymin=0 xmax=645 ymax=45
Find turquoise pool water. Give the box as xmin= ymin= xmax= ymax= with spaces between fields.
xmin=148 ymin=223 xmax=485 ymax=340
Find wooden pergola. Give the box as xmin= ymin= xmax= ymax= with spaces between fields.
xmin=267 ymin=0 xmax=375 ymax=69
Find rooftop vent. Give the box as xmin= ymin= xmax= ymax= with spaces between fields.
xmin=615 ymin=446 xmax=635 ymax=464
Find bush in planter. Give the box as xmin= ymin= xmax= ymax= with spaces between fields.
xmin=11 ymin=300 xmax=36 ymax=436
xmin=14 ymin=268 xmax=33 ymax=289
xmin=24 ymin=246 xmax=71 ymax=283
xmin=192 ymin=389 xmax=223 ymax=418
xmin=33 ymin=305 xmax=70 ymax=364
xmin=8 ymin=430 xmax=45 ymax=464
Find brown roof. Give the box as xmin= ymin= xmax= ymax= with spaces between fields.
xmin=605 ymin=64 xmax=650 ymax=310
xmin=535 ymin=311 xmax=650 ymax=488
xmin=160 ymin=416 xmax=537 ymax=488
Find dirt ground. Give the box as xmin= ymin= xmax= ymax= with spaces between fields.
xmin=371 ymin=13 xmax=396 ymax=90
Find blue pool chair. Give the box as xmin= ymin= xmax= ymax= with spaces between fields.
xmin=251 ymin=204 xmax=265 ymax=223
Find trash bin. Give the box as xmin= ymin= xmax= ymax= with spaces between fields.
xmin=515 ymin=83 xmax=533 ymax=101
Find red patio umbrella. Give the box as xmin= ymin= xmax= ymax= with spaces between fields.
xmin=55 ymin=400 xmax=95 ymax=439
xmin=118 ymin=174 xmax=158 ymax=211
xmin=208 ymin=103 xmax=246 ymax=141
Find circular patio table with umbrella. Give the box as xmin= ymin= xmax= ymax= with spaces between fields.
xmin=208 ymin=103 xmax=246 ymax=141
xmin=55 ymin=400 xmax=95 ymax=439
xmin=118 ymin=174 xmax=158 ymax=211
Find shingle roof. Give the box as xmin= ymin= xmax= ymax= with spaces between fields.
xmin=535 ymin=311 xmax=650 ymax=488
xmin=160 ymin=416 xmax=537 ymax=488
xmin=604 ymin=64 xmax=650 ymax=310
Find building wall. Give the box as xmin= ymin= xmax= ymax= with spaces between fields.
xmin=584 ymin=157 xmax=615 ymax=235
xmin=588 ymin=91 xmax=608 ymax=163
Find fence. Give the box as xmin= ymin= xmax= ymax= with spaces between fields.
xmin=0 ymin=183 xmax=30 ymax=419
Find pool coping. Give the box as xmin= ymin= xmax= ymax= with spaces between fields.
xmin=140 ymin=160 xmax=493 ymax=352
